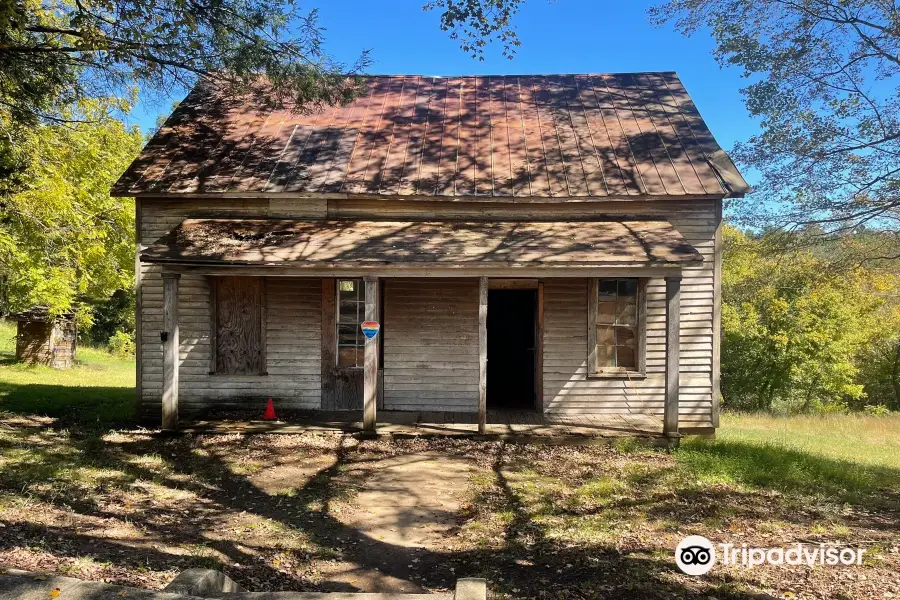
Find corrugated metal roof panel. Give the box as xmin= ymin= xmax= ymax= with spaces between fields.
xmin=114 ymin=74 xmax=749 ymax=198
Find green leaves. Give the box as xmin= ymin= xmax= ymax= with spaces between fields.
xmin=424 ymin=0 xmax=524 ymax=60
xmin=0 ymin=98 xmax=143 ymax=320
xmin=0 ymin=0 xmax=371 ymax=149
xmin=721 ymin=226 xmax=900 ymax=413
xmin=652 ymin=0 xmax=900 ymax=261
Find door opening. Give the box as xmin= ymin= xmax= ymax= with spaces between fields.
xmin=487 ymin=289 xmax=537 ymax=410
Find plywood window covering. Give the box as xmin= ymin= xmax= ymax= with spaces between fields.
xmin=211 ymin=276 xmax=266 ymax=375
xmin=589 ymin=278 xmax=646 ymax=375
xmin=337 ymin=279 xmax=366 ymax=368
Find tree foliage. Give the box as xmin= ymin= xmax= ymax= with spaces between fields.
xmin=0 ymin=0 xmax=370 ymax=175
xmin=0 ymin=0 xmax=375 ymax=323
xmin=424 ymin=0 xmax=523 ymax=59
xmin=431 ymin=1 xmax=900 ymax=259
xmin=0 ymin=98 xmax=143 ymax=321
xmin=649 ymin=0 xmax=900 ymax=259
xmin=722 ymin=226 xmax=900 ymax=412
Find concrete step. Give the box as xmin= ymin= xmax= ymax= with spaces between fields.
xmin=0 ymin=569 xmax=482 ymax=600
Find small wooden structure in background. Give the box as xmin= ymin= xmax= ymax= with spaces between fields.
xmin=11 ymin=307 xmax=77 ymax=369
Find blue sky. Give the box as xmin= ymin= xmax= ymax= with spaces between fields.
xmin=130 ymin=0 xmax=759 ymax=181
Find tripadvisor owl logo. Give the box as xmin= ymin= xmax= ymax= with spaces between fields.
xmin=675 ymin=535 xmax=716 ymax=575
xmin=674 ymin=536 xmax=866 ymax=575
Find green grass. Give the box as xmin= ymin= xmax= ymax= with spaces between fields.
xmin=676 ymin=412 xmax=900 ymax=508
xmin=0 ymin=397 xmax=896 ymax=597
xmin=716 ymin=411 xmax=900 ymax=469
xmin=461 ymin=413 xmax=900 ymax=553
xmin=0 ymin=319 xmax=136 ymax=427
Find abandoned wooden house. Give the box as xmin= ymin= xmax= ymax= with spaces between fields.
xmin=113 ymin=73 xmax=748 ymax=436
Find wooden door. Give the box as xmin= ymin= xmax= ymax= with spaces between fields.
xmin=330 ymin=369 xmax=364 ymax=410
xmin=321 ymin=278 xmax=364 ymax=410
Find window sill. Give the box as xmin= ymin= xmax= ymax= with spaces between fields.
xmin=587 ymin=371 xmax=647 ymax=380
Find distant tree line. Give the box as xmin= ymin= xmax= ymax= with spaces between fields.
xmin=722 ymin=226 xmax=900 ymax=413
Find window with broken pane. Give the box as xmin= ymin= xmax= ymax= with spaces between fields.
xmin=337 ymin=278 xmax=366 ymax=368
xmin=597 ymin=278 xmax=639 ymax=371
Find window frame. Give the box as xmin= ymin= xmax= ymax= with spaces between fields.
xmin=335 ymin=278 xmax=366 ymax=369
xmin=587 ymin=277 xmax=648 ymax=378
xmin=208 ymin=276 xmax=268 ymax=376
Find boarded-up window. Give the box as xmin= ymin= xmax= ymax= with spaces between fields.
xmin=211 ymin=277 xmax=266 ymax=375
xmin=589 ymin=278 xmax=645 ymax=375
xmin=336 ymin=278 xmax=366 ymax=368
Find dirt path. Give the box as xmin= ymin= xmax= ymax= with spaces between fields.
xmin=251 ymin=445 xmax=476 ymax=592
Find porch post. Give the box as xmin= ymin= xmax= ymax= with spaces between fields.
xmin=161 ymin=272 xmax=180 ymax=431
xmin=478 ymin=276 xmax=488 ymax=434
xmin=664 ymin=275 xmax=682 ymax=437
xmin=363 ymin=276 xmax=379 ymax=433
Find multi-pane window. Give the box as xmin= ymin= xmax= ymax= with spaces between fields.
xmin=337 ymin=279 xmax=366 ymax=368
xmin=596 ymin=278 xmax=639 ymax=372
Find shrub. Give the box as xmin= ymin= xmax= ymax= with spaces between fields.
xmin=864 ymin=404 xmax=892 ymax=417
xmin=854 ymin=336 xmax=900 ymax=411
xmin=108 ymin=329 xmax=135 ymax=358
xmin=85 ymin=289 xmax=135 ymax=346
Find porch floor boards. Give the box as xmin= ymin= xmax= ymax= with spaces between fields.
xmin=182 ymin=410 xmax=666 ymax=441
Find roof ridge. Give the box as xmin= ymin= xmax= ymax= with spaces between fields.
xmin=355 ymin=72 xmax=680 ymax=78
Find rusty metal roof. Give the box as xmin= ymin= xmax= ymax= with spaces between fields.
xmin=114 ymin=73 xmax=749 ymax=199
xmin=141 ymin=218 xmax=702 ymax=267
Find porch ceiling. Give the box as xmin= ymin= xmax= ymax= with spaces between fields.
xmin=140 ymin=218 xmax=702 ymax=268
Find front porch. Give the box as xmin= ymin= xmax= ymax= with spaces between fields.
xmin=140 ymin=216 xmax=710 ymax=440
xmin=180 ymin=409 xmax=672 ymax=444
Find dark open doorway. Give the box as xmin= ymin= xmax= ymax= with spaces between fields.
xmin=487 ymin=289 xmax=537 ymax=410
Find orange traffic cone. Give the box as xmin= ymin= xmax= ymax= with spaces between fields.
xmin=263 ymin=398 xmax=277 ymax=421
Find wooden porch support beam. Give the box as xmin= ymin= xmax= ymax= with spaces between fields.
xmin=663 ymin=275 xmax=681 ymax=438
xmin=363 ymin=276 xmax=379 ymax=433
xmin=161 ymin=272 xmax=180 ymax=431
xmin=478 ymin=276 xmax=488 ymax=434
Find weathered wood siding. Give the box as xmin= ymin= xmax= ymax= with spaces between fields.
xmin=15 ymin=320 xmax=76 ymax=369
xmin=382 ymin=278 xmax=480 ymax=411
xmin=16 ymin=321 xmax=53 ymax=364
xmin=331 ymin=198 xmax=717 ymax=427
xmin=541 ymin=204 xmax=716 ymax=428
xmin=139 ymin=199 xmax=324 ymax=417
xmin=138 ymin=196 xmax=717 ymax=426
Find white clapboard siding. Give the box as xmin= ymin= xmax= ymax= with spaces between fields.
xmin=382 ymin=278 xmax=480 ymax=411
xmin=139 ymin=196 xmax=717 ymax=427
xmin=140 ymin=274 xmax=321 ymax=413
xmin=543 ymin=277 xmax=714 ymax=424
xmin=139 ymin=198 xmax=326 ymax=417
xmin=331 ymin=195 xmax=717 ymax=427
xmin=535 ymin=200 xmax=717 ymax=426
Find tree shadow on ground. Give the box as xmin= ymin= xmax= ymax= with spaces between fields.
xmin=0 ymin=382 xmax=134 ymax=428
xmin=0 ymin=418 xmax=897 ymax=599
xmin=676 ymin=438 xmax=900 ymax=513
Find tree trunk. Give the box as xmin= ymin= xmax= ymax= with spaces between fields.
xmin=892 ymin=338 xmax=900 ymax=411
